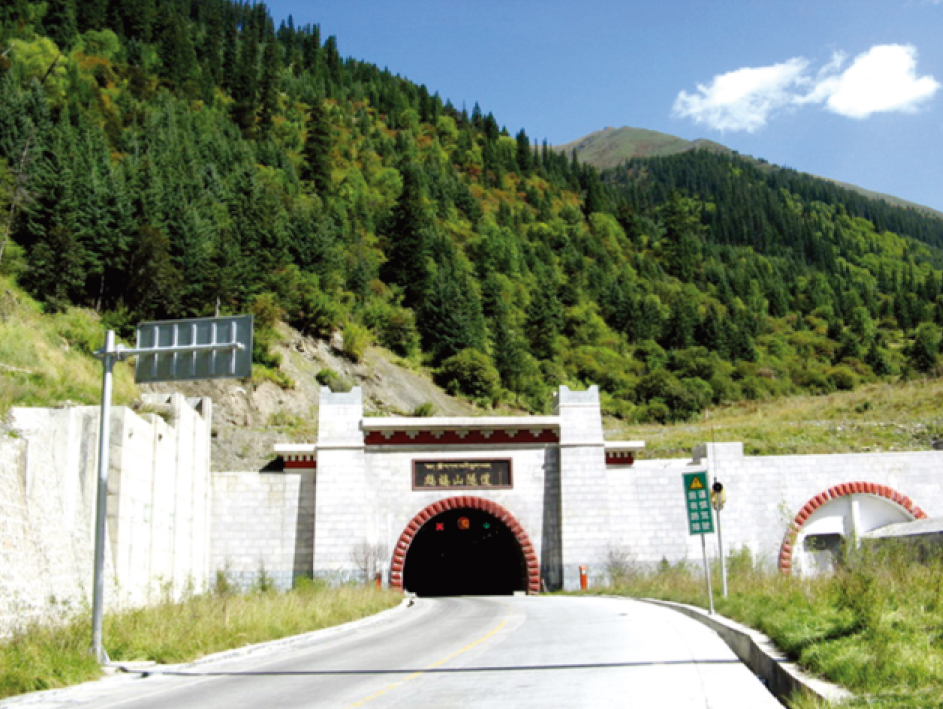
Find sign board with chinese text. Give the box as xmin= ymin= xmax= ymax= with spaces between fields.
xmin=413 ymin=460 xmax=512 ymax=490
xmin=683 ymin=471 xmax=714 ymax=535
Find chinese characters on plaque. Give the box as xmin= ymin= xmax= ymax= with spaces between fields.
xmin=413 ymin=460 xmax=512 ymax=490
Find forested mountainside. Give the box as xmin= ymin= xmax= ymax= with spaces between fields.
xmin=1 ymin=0 xmax=942 ymax=423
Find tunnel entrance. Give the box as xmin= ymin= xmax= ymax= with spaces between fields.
xmin=402 ymin=507 xmax=528 ymax=596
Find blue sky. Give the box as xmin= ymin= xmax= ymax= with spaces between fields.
xmin=264 ymin=0 xmax=943 ymax=212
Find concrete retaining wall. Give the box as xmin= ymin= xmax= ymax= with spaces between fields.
xmin=0 ymin=394 xmax=211 ymax=635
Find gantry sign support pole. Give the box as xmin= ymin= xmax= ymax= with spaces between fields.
xmin=90 ymin=316 xmax=252 ymax=665
xmin=90 ymin=330 xmax=116 ymax=664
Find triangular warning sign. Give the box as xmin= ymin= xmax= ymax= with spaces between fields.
xmin=689 ymin=476 xmax=704 ymax=491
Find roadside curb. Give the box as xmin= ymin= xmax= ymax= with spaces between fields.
xmin=641 ymin=598 xmax=852 ymax=705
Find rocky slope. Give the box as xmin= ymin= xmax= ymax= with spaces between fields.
xmin=142 ymin=325 xmax=479 ymax=472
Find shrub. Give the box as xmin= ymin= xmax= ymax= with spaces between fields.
xmin=634 ymin=339 xmax=667 ymax=371
xmin=412 ymin=402 xmax=435 ymax=417
xmin=827 ymin=365 xmax=858 ymax=391
xmin=906 ymin=323 xmax=941 ymax=374
xmin=638 ymin=399 xmax=670 ymax=424
xmin=708 ymin=373 xmax=739 ymax=403
xmin=250 ymin=293 xmax=284 ymax=370
xmin=363 ymin=302 xmax=420 ymax=357
xmin=293 ymin=286 xmax=342 ymax=339
xmin=316 ymin=368 xmax=353 ymax=393
xmin=435 ymin=348 xmax=500 ymax=399
xmin=252 ymin=327 xmax=282 ymax=370
xmin=567 ymin=345 xmax=637 ymax=400
xmin=341 ymin=322 xmax=371 ymax=363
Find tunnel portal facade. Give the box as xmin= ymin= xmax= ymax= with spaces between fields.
xmin=277 ymin=385 xmax=637 ymax=593
xmin=268 ymin=385 xmax=941 ymax=594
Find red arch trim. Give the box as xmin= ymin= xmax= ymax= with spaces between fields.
xmin=778 ymin=481 xmax=927 ymax=574
xmin=389 ymin=496 xmax=541 ymax=595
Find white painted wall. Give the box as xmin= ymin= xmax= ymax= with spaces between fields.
xmin=210 ymin=470 xmax=315 ymax=589
xmin=606 ymin=442 xmax=943 ymax=572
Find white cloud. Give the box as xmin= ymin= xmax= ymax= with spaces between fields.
xmin=672 ymin=58 xmax=808 ymax=132
xmin=822 ymin=45 xmax=940 ymax=118
xmin=673 ymin=44 xmax=940 ymax=132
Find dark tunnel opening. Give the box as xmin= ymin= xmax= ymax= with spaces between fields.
xmin=402 ymin=508 xmax=528 ymax=597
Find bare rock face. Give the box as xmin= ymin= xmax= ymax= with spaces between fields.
xmin=141 ymin=325 xmax=478 ymax=472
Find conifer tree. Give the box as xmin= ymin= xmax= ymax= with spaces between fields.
xmin=43 ymin=0 xmax=78 ymax=49
xmin=418 ymin=237 xmax=486 ymax=362
xmin=907 ymin=323 xmax=941 ymax=373
xmin=76 ymin=0 xmax=107 ymax=33
xmin=257 ymin=37 xmax=281 ymax=138
xmin=515 ymin=128 xmax=532 ymax=175
xmin=525 ymin=270 xmax=563 ymax=361
xmin=156 ymin=7 xmax=200 ymax=97
xmin=300 ymin=98 xmax=333 ymax=194
xmin=231 ymin=12 xmax=261 ymax=136
xmin=381 ymin=163 xmax=432 ymax=309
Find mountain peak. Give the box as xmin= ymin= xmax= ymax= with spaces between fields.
xmin=553 ymin=126 xmax=729 ymax=170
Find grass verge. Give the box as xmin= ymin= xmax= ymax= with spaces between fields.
xmin=606 ymin=378 xmax=943 ymax=457
xmin=594 ymin=544 xmax=943 ymax=709
xmin=0 ymin=581 xmax=401 ymax=700
xmin=0 ymin=276 xmax=138 ymax=420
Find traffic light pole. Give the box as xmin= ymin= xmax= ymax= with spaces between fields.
xmin=713 ymin=478 xmax=728 ymax=598
xmin=716 ymin=498 xmax=728 ymax=598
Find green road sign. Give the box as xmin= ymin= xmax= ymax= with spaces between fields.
xmin=683 ymin=471 xmax=714 ymax=535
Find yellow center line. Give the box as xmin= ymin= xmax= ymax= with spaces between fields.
xmin=346 ymin=612 xmax=511 ymax=708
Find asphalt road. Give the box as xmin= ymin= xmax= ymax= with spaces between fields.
xmin=3 ymin=596 xmax=783 ymax=709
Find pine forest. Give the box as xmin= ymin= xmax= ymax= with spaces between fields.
xmin=2 ymin=0 xmax=943 ymax=422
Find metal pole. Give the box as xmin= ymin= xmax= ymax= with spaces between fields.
xmin=91 ymin=330 xmax=115 ymax=664
xmin=716 ymin=505 xmax=728 ymax=598
xmin=714 ymin=479 xmax=728 ymax=599
xmin=701 ymin=534 xmax=715 ymax=615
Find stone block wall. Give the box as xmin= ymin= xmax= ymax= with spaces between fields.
xmin=210 ymin=470 xmax=315 ymax=589
xmin=556 ymin=386 xmax=611 ymax=589
xmin=7 ymin=384 xmax=943 ymax=623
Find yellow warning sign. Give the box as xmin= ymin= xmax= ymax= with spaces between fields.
xmin=688 ymin=476 xmax=704 ymax=491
